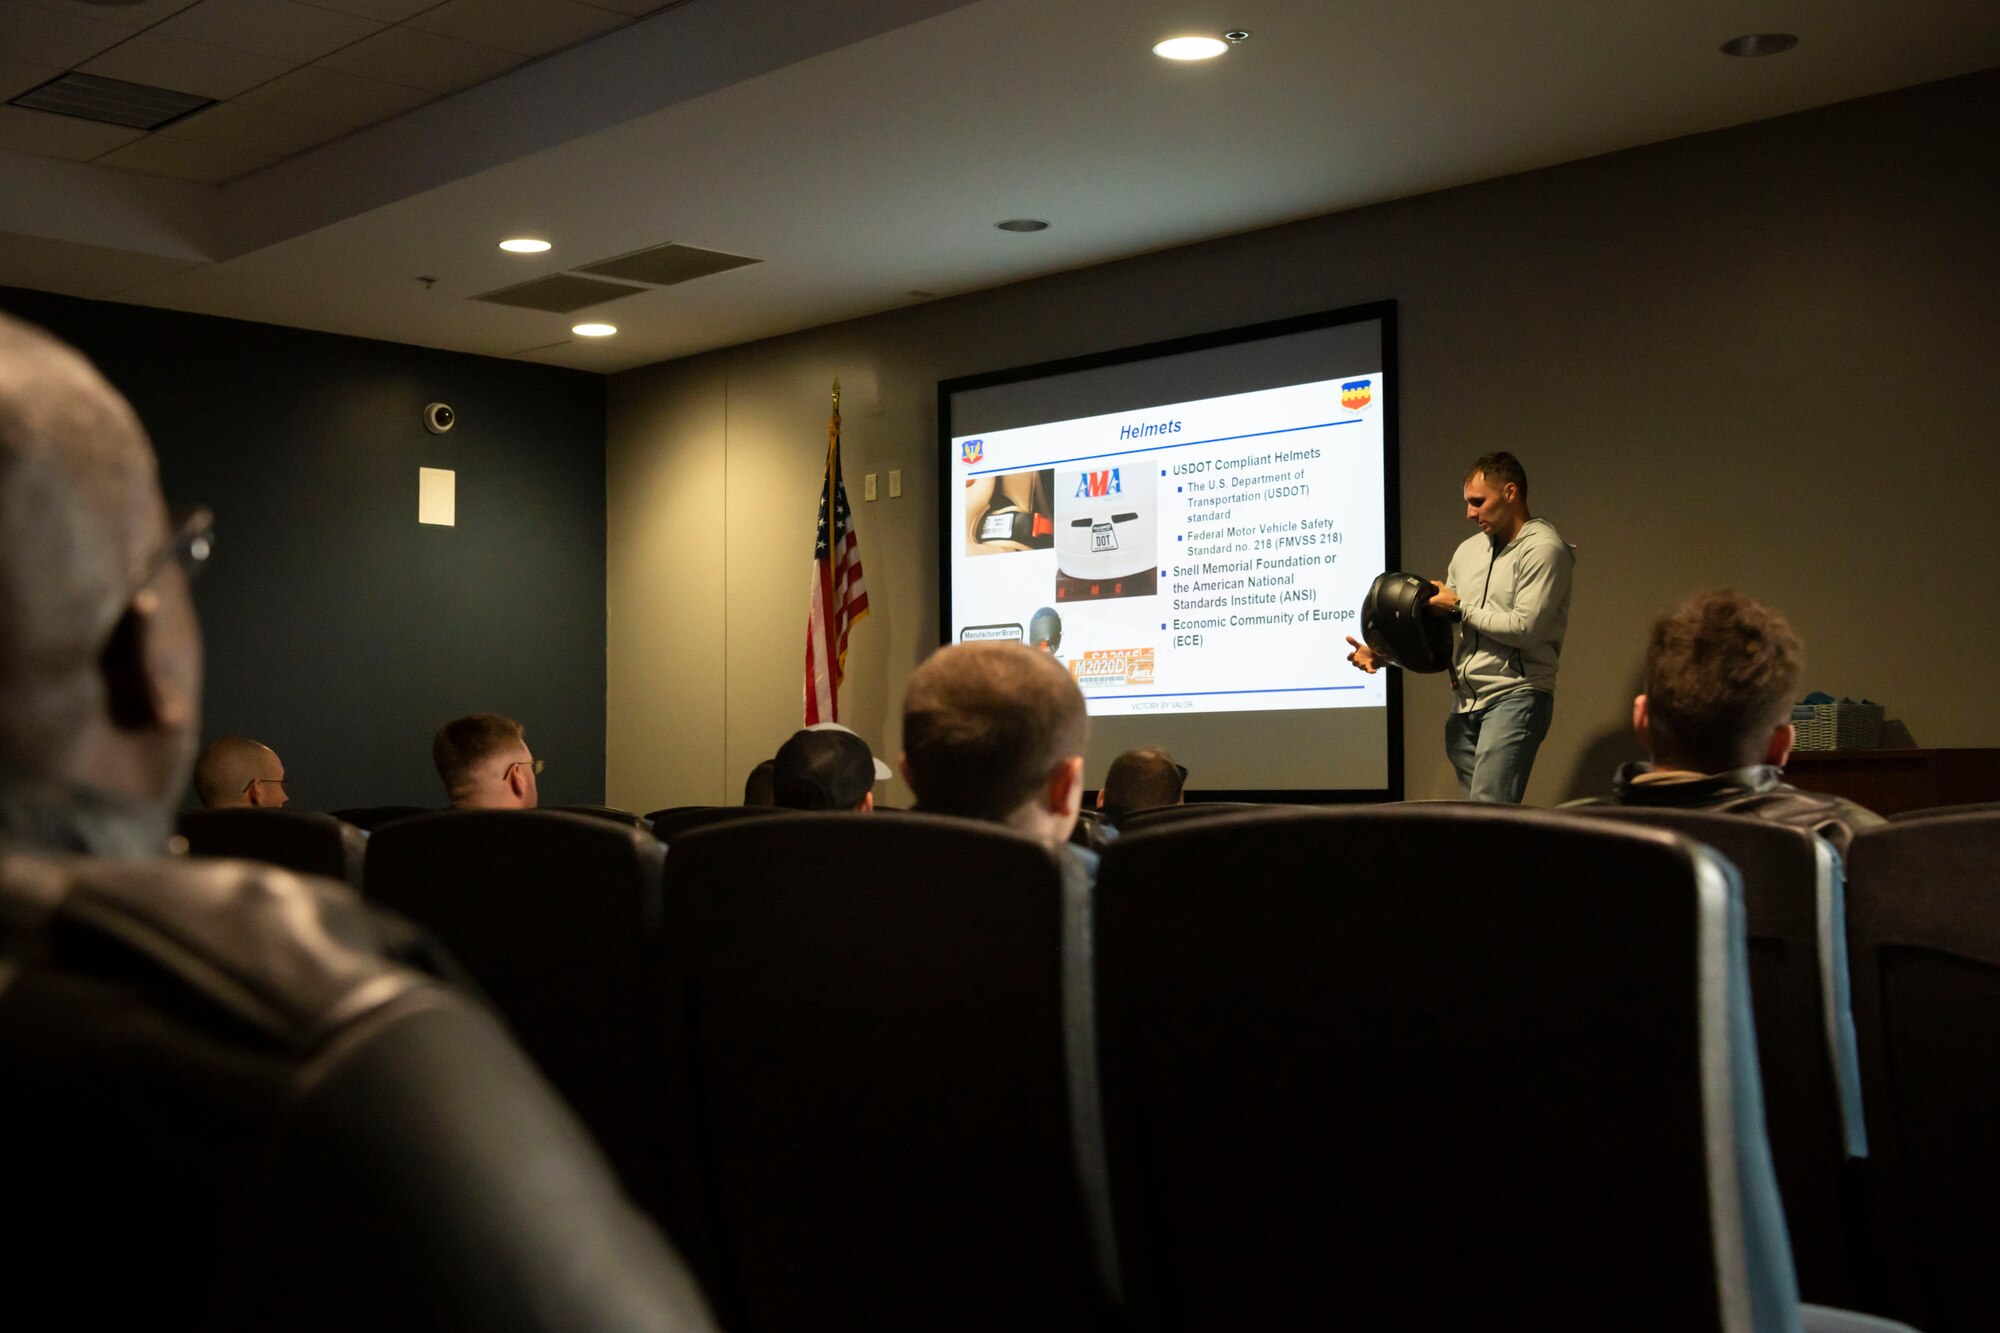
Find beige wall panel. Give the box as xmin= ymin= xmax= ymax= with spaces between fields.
xmin=606 ymin=356 xmax=728 ymax=809
xmin=608 ymin=72 xmax=2000 ymax=809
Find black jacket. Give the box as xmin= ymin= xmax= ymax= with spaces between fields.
xmin=1 ymin=789 xmax=715 ymax=1332
xmin=1571 ymin=762 xmax=1885 ymax=861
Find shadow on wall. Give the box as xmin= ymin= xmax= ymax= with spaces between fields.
xmin=1557 ymin=722 xmax=1648 ymax=804
xmin=1554 ymin=666 xmax=1648 ymax=804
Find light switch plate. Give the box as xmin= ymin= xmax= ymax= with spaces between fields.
xmin=888 ymin=469 xmax=902 ymax=498
xmin=864 ymin=472 xmax=878 ymax=501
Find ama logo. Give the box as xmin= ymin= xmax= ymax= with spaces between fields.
xmin=1341 ymin=379 xmax=1373 ymax=411
xmin=1074 ymin=468 xmax=1122 ymax=499
xmin=960 ymin=438 xmax=984 ymax=465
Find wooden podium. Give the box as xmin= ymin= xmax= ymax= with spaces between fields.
xmin=1783 ymin=749 xmax=2000 ymax=817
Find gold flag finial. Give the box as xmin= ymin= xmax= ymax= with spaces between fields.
xmin=832 ymin=377 xmax=841 ymax=409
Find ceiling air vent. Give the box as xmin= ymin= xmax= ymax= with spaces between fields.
xmin=471 ymin=274 xmax=647 ymax=314
xmin=577 ymin=243 xmax=760 ymax=287
xmin=10 ymin=73 xmax=213 ymax=130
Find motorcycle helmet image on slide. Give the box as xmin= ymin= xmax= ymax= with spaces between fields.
xmin=1029 ymin=607 xmax=1063 ymax=654
xmin=1361 ymin=571 xmax=1455 ymax=673
xmin=1054 ymin=464 xmax=1157 ymax=601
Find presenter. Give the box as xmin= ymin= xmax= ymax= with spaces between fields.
xmin=1345 ymin=452 xmax=1574 ymax=803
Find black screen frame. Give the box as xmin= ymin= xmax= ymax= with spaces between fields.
xmin=936 ymin=300 xmax=1403 ymax=804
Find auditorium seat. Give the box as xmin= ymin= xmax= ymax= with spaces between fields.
xmin=177 ymin=807 xmax=367 ymax=890
xmin=1888 ymin=800 xmax=2000 ymax=822
xmin=548 ymin=803 xmax=653 ymax=829
xmin=657 ymin=811 xmax=1108 ymax=1333
xmin=1069 ymin=807 xmax=1112 ymax=852
xmin=1093 ymin=805 xmax=1799 ymax=1331
xmin=363 ymin=810 xmax=673 ymax=1221
xmin=1846 ymin=812 xmax=2000 ymax=1331
xmin=1112 ymin=800 xmax=1265 ymax=834
xmin=646 ymin=804 xmax=789 ymax=843
xmin=329 ymin=804 xmax=430 ymax=831
xmin=1572 ymin=807 xmax=1869 ymax=1307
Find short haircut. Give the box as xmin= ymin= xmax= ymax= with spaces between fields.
xmin=433 ymin=713 xmax=526 ymax=791
xmin=1465 ymin=451 xmax=1528 ymax=500
xmin=1643 ymin=590 xmax=1804 ymax=772
xmin=1101 ymin=748 xmax=1184 ymax=817
xmin=901 ymin=642 xmax=1088 ymax=821
xmin=192 ymin=736 xmax=272 ymax=807
xmin=743 ymin=759 xmax=776 ymax=806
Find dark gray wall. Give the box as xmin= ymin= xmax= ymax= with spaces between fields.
xmin=0 ymin=287 xmax=607 ymax=811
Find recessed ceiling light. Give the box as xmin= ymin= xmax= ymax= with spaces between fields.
xmin=571 ymin=322 xmax=617 ymax=337
xmin=995 ymin=219 xmax=1049 ymax=233
xmin=499 ymin=238 xmax=552 ymax=253
xmin=1719 ymin=33 xmax=1798 ymax=57
xmin=1153 ymin=35 xmax=1229 ymax=60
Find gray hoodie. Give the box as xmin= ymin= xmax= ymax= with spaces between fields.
xmin=1444 ymin=516 xmax=1574 ymax=712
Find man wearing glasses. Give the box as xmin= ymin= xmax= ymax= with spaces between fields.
xmin=0 ymin=313 xmax=715 ymax=1330
xmin=1095 ymin=747 xmax=1187 ymax=827
xmin=191 ymin=735 xmax=290 ymax=808
xmin=433 ymin=712 xmax=542 ymax=810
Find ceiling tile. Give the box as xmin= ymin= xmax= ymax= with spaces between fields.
xmin=0 ymin=2 xmax=132 ymax=67
xmin=0 ymin=55 xmax=64 ymax=101
xmin=96 ymin=130 xmax=273 ymax=181
xmin=158 ymin=98 xmax=347 ymax=155
xmin=81 ymin=32 xmax=294 ymax=99
xmin=12 ymin=0 xmax=200 ymax=32
xmin=406 ymin=0 xmax=624 ymax=59
xmin=231 ymin=62 xmax=430 ymax=124
xmin=0 ymin=103 xmax=145 ymax=159
xmin=314 ymin=25 xmax=520 ymax=94
xmin=573 ymin=0 xmax=669 ymax=17
xmin=156 ymin=0 xmax=383 ymax=65
xmin=294 ymin=0 xmax=443 ymax=23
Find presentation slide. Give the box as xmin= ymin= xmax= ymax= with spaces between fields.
xmin=939 ymin=305 xmax=1400 ymax=798
xmin=950 ymin=379 xmax=1387 ymax=717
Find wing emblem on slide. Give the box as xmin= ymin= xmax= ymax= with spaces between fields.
xmin=961 ymin=438 xmax=984 ymax=464
xmin=1341 ymin=379 xmax=1373 ymax=411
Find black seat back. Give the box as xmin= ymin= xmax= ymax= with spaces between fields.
xmin=1572 ymin=806 xmax=1866 ymax=1305
xmin=659 ymin=811 xmax=1105 ymax=1332
xmin=329 ymin=804 xmax=430 ymax=832
xmin=1847 ymin=813 xmax=2000 ymax=1331
xmin=1112 ymin=801 xmax=1265 ymax=835
xmin=177 ymin=808 xmax=367 ymax=890
xmin=364 ymin=810 xmax=671 ymax=1217
xmin=548 ymin=803 xmax=652 ymax=830
xmin=1093 ymin=805 xmax=1786 ymax=1331
xmin=647 ymin=804 xmax=788 ymax=843
xmin=1889 ymin=800 xmax=2000 ymax=822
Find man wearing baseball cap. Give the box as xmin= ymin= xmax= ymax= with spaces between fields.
xmin=773 ymin=725 xmax=881 ymax=812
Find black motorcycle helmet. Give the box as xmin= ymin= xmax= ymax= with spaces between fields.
xmin=1029 ymin=606 xmax=1063 ymax=653
xmin=1361 ymin=571 xmax=1454 ymax=673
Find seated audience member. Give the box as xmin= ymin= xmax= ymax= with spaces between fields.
xmin=1097 ymin=747 xmax=1186 ymax=824
xmin=1569 ymin=589 xmax=1884 ymax=858
xmin=743 ymin=757 xmax=777 ymax=805
xmin=773 ymin=727 xmax=877 ymax=812
xmin=191 ymin=734 xmax=289 ymax=808
xmin=433 ymin=712 xmax=540 ymax=810
xmin=900 ymin=641 xmax=1092 ymax=866
xmin=0 ymin=312 xmax=714 ymax=1329
xmin=807 ymin=719 xmax=897 ymax=783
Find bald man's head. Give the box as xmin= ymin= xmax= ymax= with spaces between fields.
xmin=193 ymin=737 xmax=287 ymax=809
xmin=0 ymin=312 xmax=200 ymax=799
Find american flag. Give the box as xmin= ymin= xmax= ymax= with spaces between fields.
xmin=805 ymin=385 xmax=869 ymax=723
